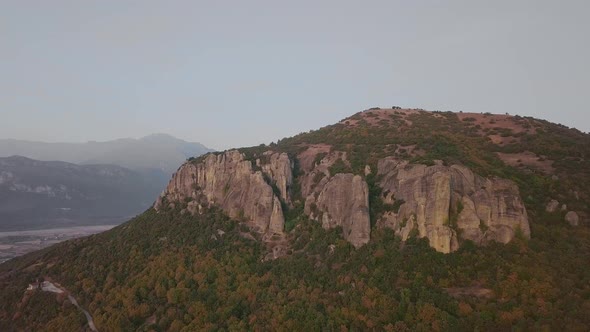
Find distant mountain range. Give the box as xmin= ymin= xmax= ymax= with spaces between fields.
xmin=0 ymin=156 xmax=162 ymax=230
xmin=0 ymin=133 xmax=213 ymax=176
xmin=0 ymin=134 xmax=213 ymax=231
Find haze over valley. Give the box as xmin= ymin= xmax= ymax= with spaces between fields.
xmin=0 ymin=134 xmax=211 ymax=259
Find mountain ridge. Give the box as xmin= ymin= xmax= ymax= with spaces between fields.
xmin=0 ymin=134 xmax=213 ymax=175
xmin=0 ymin=155 xmax=163 ymax=231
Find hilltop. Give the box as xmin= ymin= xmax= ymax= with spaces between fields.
xmin=1 ymin=108 xmax=589 ymax=331
xmin=272 ymin=108 xmax=588 ymax=224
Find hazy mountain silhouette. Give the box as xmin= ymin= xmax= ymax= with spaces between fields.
xmin=0 ymin=134 xmax=213 ymax=176
xmin=0 ymin=156 xmax=165 ymax=231
xmin=0 ymin=134 xmax=212 ymax=230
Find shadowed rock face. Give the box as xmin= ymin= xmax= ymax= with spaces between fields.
xmin=155 ymin=150 xmax=529 ymax=253
xmin=377 ymin=158 xmax=530 ymax=253
xmin=155 ymin=150 xmax=287 ymax=235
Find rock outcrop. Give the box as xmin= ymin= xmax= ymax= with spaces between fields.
xmin=304 ymin=173 xmax=370 ymax=248
xmin=260 ymin=152 xmax=293 ymax=203
xmin=546 ymin=199 xmax=559 ymax=213
xmin=377 ymin=158 xmax=530 ymax=253
xmin=155 ymin=149 xmax=530 ymax=253
xmin=155 ymin=150 xmax=286 ymax=235
xmin=299 ymin=150 xmax=346 ymax=199
xmin=565 ymin=211 xmax=579 ymax=226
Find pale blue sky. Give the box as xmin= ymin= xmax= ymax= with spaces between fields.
xmin=1 ymin=0 xmax=588 ymax=150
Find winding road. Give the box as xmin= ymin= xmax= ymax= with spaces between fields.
xmin=31 ymin=281 xmax=98 ymax=331
xmin=66 ymin=293 xmax=98 ymax=331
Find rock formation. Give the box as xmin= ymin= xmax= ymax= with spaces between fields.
xmin=259 ymin=152 xmax=293 ymax=203
xmin=376 ymin=158 xmax=530 ymax=253
xmin=155 ymin=150 xmax=287 ymax=235
xmin=565 ymin=211 xmax=579 ymax=226
xmin=304 ymin=173 xmax=371 ymax=248
xmin=546 ymin=199 xmax=559 ymax=213
xmin=155 ymin=149 xmax=530 ymax=253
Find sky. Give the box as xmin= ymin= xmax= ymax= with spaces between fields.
xmin=1 ymin=0 xmax=588 ymax=150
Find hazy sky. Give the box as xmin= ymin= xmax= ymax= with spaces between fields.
xmin=1 ymin=1 xmax=588 ymax=150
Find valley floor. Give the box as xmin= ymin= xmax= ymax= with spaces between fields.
xmin=0 ymin=225 xmax=116 ymax=263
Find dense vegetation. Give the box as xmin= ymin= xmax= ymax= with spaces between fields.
xmin=1 ymin=207 xmax=589 ymax=331
xmin=1 ymin=109 xmax=589 ymax=331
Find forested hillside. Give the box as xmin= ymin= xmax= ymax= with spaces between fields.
xmin=2 ymin=207 xmax=589 ymax=330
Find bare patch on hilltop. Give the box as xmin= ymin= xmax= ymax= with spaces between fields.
xmin=497 ymin=151 xmax=555 ymax=174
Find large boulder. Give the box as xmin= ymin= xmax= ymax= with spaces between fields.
xmin=546 ymin=199 xmax=559 ymax=213
xmin=565 ymin=211 xmax=579 ymax=226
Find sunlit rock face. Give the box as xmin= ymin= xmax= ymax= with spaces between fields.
xmin=377 ymin=158 xmax=530 ymax=253
xmin=156 ymin=150 xmax=530 ymax=253
xmin=155 ymin=150 xmax=286 ymax=235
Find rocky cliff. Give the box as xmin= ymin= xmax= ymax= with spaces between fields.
xmin=155 ymin=148 xmax=530 ymax=253
xmin=377 ymin=158 xmax=530 ymax=253
xmin=155 ymin=150 xmax=290 ymax=235
xmin=305 ymin=173 xmax=371 ymax=248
